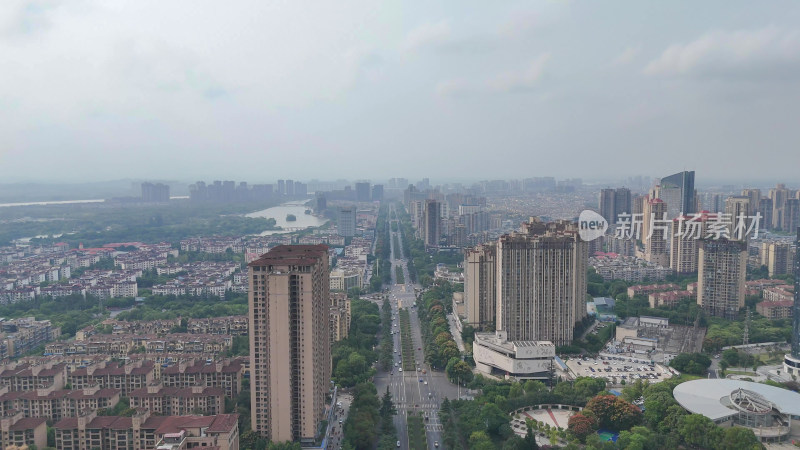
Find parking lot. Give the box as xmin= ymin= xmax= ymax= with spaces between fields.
xmin=565 ymin=354 xmax=673 ymax=386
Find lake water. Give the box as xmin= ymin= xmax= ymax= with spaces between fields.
xmin=246 ymin=201 xmax=328 ymax=235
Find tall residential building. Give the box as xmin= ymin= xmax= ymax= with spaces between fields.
xmin=725 ymin=196 xmax=751 ymax=240
xmin=670 ymin=211 xmax=716 ymax=274
xmin=337 ymin=207 xmax=356 ymax=238
xmin=248 ymin=245 xmax=331 ymax=443
xmin=742 ymin=189 xmax=761 ymax=214
xmin=423 ymin=199 xmax=441 ymax=249
xmin=495 ymin=218 xmax=587 ymax=346
xmin=697 ymin=239 xmax=747 ymax=320
xmin=354 ymin=182 xmax=371 ymax=202
xmin=371 ymin=184 xmax=384 ymax=202
xmin=141 ymin=182 xmax=170 ymax=202
xmin=766 ymin=242 xmax=791 ymax=278
xmin=599 ymin=188 xmax=631 ymax=225
xmin=758 ymin=197 xmax=773 ymax=231
xmin=784 ymin=227 xmax=800 ymax=376
xmin=614 ymin=188 xmax=632 ymax=221
xmin=657 ymin=170 xmax=696 ymax=219
xmin=599 ymin=189 xmax=616 ymax=224
xmin=769 ymin=184 xmax=791 ymax=230
xmin=285 ymin=180 xmax=295 ymax=197
xmin=782 ymin=198 xmax=800 ymax=233
xmin=644 ymin=198 xmax=669 ymax=267
xmin=464 ymin=243 xmax=497 ymax=329
xmin=277 ymin=180 xmax=286 ymax=196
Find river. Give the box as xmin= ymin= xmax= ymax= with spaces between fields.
xmin=246 ymin=201 xmax=328 ymax=235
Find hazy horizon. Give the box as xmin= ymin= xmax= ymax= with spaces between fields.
xmin=2 ymin=1 xmax=800 ymax=183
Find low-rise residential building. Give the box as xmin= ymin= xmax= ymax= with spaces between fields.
xmin=756 ymin=300 xmax=794 ymax=319
xmin=626 ymin=283 xmax=681 ymax=298
xmin=648 ymin=290 xmax=695 ymax=308
xmin=0 ymin=362 xmax=68 ymax=391
xmin=54 ymin=410 xmax=239 ymax=450
xmin=0 ymin=317 xmax=61 ymax=360
xmin=591 ymin=254 xmax=673 ymax=282
xmin=160 ymin=359 xmax=245 ymax=399
xmin=129 ymin=385 xmax=224 ymax=416
xmin=0 ymin=412 xmax=47 ymax=449
xmin=0 ymin=385 xmax=121 ymax=422
xmin=46 ymin=333 xmax=233 ymax=357
xmin=67 ymin=360 xmax=156 ymax=397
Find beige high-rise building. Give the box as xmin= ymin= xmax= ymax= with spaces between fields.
xmin=495 ymin=218 xmax=587 ymax=346
xmin=248 ymin=245 xmax=331 ymax=443
xmin=670 ymin=212 xmax=715 ymax=274
xmin=769 ymin=184 xmax=791 ymax=230
xmin=644 ymin=198 xmax=669 ymax=267
xmin=766 ymin=242 xmax=791 ymax=278
xmin=464 ymin=243 xmax=497 ymax=329
xmin=697 ymin=239 xmax=747 ymax=320
xmin=725 ymin=196 xmax=751 ymax=240
xmin=741 ymin=189 xmax=761 ymax=214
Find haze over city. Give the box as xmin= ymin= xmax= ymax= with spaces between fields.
xmin=2 ymin=0 xmax=800 ymax=182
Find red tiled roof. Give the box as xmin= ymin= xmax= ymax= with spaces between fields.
xmin=206 ymin=414 xmax=239 ymax=433
xmin=10 ymin=417 xmax=47 ymax=431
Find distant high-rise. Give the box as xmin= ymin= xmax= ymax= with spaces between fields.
xmin=644 ymin=198 xmax=669 ymax=267
xmin=769 ymin=184 xmax=791 ymax=230
xmin=766 ymin=242 xmax=791 ymax=278
xmin=464 ymin=243 xmax=497 ymax=329
xmin=141 ymin=182 xmax=170 ymax=202
xmin=657 ymin=170 xmax=696 ymax=219
xmin=248 ymin=245 xmax=331 ymax=443
xmin=784 ymin=228 xmax=800 ymax=376
xmin=782 ymin=198 xmax=800 ymax=233
xmin=599 ymin=189 xmax=616 ymax=224
xmin=741 ymin=189 xmax=761 ymax=214
xmin=423 ymin=199 xmax=441 ymax=249
xmin=697 ymin=239 xmax=747 ymax=320
xmin=314 ymin=193 xmax=327 ymax=213
xmin=599 ymin=187 xmax=631 ymax=225
xmin=285 ymin=180 xmax=295 ymax=197
xmin=725 ymin=196 xmax=751 ymax=240
xmin=277 ymin=180 xmax=286 ymax=196
xmin=337 ymin=207 xmax=356 ymax=238
xmin=371 ymin=184 xmax=384 ymax=202
xmin=758 ymin=197 xmax=773 ymax=231
xmin=495 ymin=218 xmax=587 ymax=346
xmin=354 ymin=182 xmax=371 ymax=202
xmin=614 ymin=188 xmax=632 ymax=221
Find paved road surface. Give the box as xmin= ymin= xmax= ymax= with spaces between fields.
xmin=372 ymin=204 xmax=461 ymax=450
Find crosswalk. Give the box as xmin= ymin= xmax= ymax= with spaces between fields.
xmin=397 ymin=403 xmax=439 ymax=410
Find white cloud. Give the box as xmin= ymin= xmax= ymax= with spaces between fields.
xmin=612 ymin=45 xmax=641 ymax=66
xmin=401 ymin=20 xmax=452 ymax=53
xmin=435 ymin=78 xmax=473 ymax=97
xmin=488 ymin=53 xmax=551 ymax=92
xmin=644 ymin=27 xmax=800 ymax=78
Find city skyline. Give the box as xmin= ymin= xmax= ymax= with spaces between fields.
xmin=2 ymin=1 xmax=800 ymax=182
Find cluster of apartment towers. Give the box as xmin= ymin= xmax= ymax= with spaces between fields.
xmin=240 ymin=172 xmax=800 ymax=445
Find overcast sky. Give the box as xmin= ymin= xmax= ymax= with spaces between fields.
xmin=1 ymin=0 xmax=799 ymax=184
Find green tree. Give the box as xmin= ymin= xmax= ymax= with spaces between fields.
xmin=678 ymin=414 xmax=723 ymax=449
xmin=718 ymin=426 xmax=761 ymax=450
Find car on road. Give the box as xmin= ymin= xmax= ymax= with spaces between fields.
xmin=417 ymin=347 xmax=421 ymax=350
xmin=424 ymin=381 xmax=427 ymax=385
xmin=434 ymin=441 xmax=439 ymax=447
xmin=399 ymin=368 xmax=403 ymax=372
xmin=396 ymin=441 xmax=400 ymax=447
